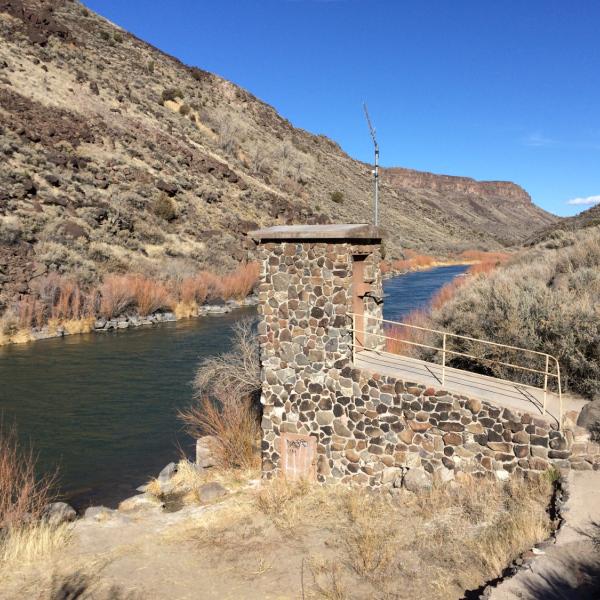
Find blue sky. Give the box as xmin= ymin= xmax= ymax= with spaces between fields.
xmin=86 ymin=0 xmax=599 ymax=217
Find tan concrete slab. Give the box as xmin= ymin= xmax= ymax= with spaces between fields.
xmin=249 ymin=223 xmax=382 ymax=241
xmin=354 ymin=349 xmax=587 ymax=426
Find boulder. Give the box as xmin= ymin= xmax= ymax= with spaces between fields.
xmin=402 ymin=468 xmax=432 ymax=493
xmin=158 ymin=462 xmax=177 ymax=484
xmin=197 ymin=482 xmax=227 ymax=503
xmin=43 ymin=502 xmax=76 ymax=526
xmin=577 ymin=400 xmax=600 ymax=441
xmin=118 ymin=493 xmax=164 ymax=513
xmin=153 ymin=462 xmax=178 ymax=495
xmin=196 ymin=436 xmax=217 ymax=468
xmin=84 ymin=506 xmax=115 ymax=522
xmin=381 ymin=467 xmax=401 ymax=486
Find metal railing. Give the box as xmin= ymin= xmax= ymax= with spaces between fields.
xmin=347 ymin=312 xmax=563 ymax=426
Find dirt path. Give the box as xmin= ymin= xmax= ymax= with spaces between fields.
xmin=489 ymin=471 xmax=600 ymax=600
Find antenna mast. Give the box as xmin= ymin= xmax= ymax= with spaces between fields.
xmin=363 ymin=103 xmax=379 ymax=226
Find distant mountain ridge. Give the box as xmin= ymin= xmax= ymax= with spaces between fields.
xmin=0 ymin=0 xmax=558 ymax=309
xmin=384 ymin=168 xmax=531 ymax=203
xmin=526 ymin=203 xmax=600 ymax=245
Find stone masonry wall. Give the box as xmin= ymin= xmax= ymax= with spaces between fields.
xmin=257 ymin=238 xmax=599 ymax=486
xmin=257 ymin=239 xmax=383 ymax=479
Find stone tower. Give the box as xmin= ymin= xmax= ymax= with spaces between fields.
xmin=250 ymin=224 xmax=383 ymax=483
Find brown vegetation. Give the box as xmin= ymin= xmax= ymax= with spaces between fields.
xmin=173 ymin=473 xmax=553 ymax=599
xmin=180 ymin=319 xmax=262 ymax=470
xmin=179 ymin=391 xmax=261 ymax=471
xmin=384 ymin=252 xmax=510 ymax=357
xmin=0 ymin=420 xmax=70 ymax=590
xmin=0 ymin=263 xmax=259 ymax=344
xmin=0 ymin=420 xmax=55 ymax=531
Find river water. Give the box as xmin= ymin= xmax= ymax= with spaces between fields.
xmin=0 ymin=265 xmax=467 ymax=509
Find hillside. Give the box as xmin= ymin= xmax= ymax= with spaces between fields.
xmin=0 ymin=0 xmax=558 ymax=310
xmin=383 ymin=168 xmax=550 ymax=246
xmin=526 ymin=203 xmax=600 ymax=246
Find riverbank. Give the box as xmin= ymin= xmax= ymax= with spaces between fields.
xmin=0 ymin=295 xmax=258 ymax=347
xmin=0 ymin=263 xmax=259 ymax=347
xmin=380 ymin=249 xmax=511 ymax=279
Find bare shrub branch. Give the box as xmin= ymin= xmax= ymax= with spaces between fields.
xmin=179 ymin=390 xmax=260 ymax=471
xmin=0 ymin=419 xmax=56 ymax=532
xmin=192 ymin=319 xmax=261 ymax=400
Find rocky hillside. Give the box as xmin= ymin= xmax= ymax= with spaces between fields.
xmin=0 ymin=0 xmax=557 ymax=309
xmin=526 ymin=203 xmax=600 ymax=246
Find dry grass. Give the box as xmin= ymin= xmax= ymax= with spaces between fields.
xmin=0 ymin=521 xmax=71 ymax=568
xmin=99 ymin=275 xmax=136 ymax=319
xmin=180 ymin=391 xmax=261 ymax=471
xmin=0 ymin=420 xmax=56 ymax=530
xmin=385 ymin=310 xmax=435 ymax=357
xmin=181 ymin=318 xmax=261 ymax=470
xmin=131 ymin=276 xmax=173 ymax=316
xmin=0 ymin=422 xmax=73 ymax=597
xmin=0 ymin=264 xmax=259 ymax=344
xmin=169 ymin=474 xmax=553 ymax=600
xmin=221 ymin=262 xmax=260 ymax=300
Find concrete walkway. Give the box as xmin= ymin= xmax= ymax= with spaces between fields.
xmin=489 ymin=471 xmax=600 ymax=600
xmin=354 ymin=349 xmax=587 ymax=427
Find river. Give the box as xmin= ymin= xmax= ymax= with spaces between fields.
xmin=0 ymin=265 xmax=467 ymax=509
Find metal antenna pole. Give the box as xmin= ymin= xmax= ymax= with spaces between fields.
xmin=363 ymin=103 xmax=379 ymax=226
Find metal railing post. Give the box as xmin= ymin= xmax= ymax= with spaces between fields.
xmin=352 ymin=313 xmax=356 ymax=360
xmin=442 ymin=333 xmax=447 ymax=387
xmin=346 ymin=311 xmax=563 ymax=424
xmin=556 ymin=360 xmax=563 ymax=430
xmin=543 ymin=355 xmax=549 ymax=416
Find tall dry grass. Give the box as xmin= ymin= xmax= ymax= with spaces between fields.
xmin=179 ymin=391 xmax=261 ymax=471
xmin=180 ymin=319 xmax=261 ymax=470
xmin=0 ymin=421 xmax=70 ymax=588
xmin=0 ymin=420 xmax=56 ymax=531
xmin=1 ymin=262 xmax=259 ymax=342
xmin=98 ymin=275 xmax=136 ymax=319
xmin=131 ymin=276 xmax=173 ymax=316
xmin=221 ymin=262 xmax=260 ymax=300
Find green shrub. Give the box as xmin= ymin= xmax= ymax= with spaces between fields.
xmin=428 ymin=228 xmax=600 ymax=398
xmin=113 ymin=32 xmax=124 ymax=43
xmin=330 ymin=191 xmax=344 ymax=204
xmin=189 ymin=67 xmax=208 ymax=82
xmin=178 ymin=104 xmax=191 ymax=116
xmin=161 ymin=88 xmax=184 ymax=104
xmin=100 ymin=31 xmax=110 ymax=41
xmin=153 ymin=195 xmax=177 ymax=222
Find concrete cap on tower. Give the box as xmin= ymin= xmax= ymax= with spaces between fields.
xmin=249 ymin=224 xmax=382 ymax=242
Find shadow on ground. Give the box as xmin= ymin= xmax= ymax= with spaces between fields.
xmin=521 ymin=521 xmax=600 ymax=600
